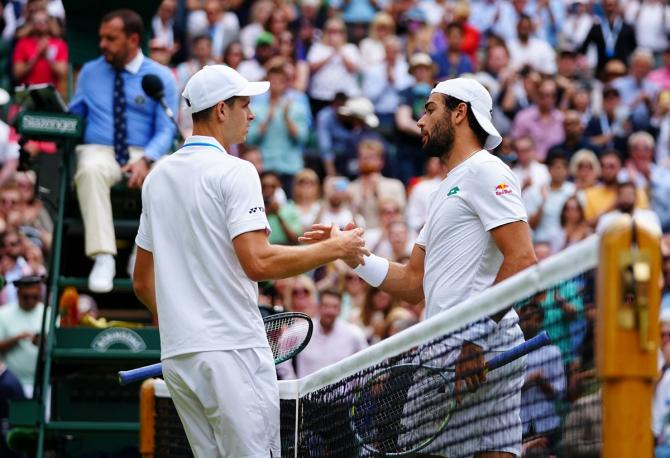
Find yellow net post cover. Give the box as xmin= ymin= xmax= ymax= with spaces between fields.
xmin=597 ymin=216 xmax=661 ymax=458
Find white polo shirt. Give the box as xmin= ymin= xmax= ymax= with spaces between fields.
xmin=416 ymin=151 xmax=527 ymax=320
xmin=136 ymin=136 xmax=271 ymax=359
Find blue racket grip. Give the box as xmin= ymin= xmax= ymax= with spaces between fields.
xmin=118 ymin=362 xmax=163 ymax=385
xmin=486 ymin=331 xmax=550 ymax=371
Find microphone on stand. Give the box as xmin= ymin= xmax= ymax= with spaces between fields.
xmin=141 ymin=74 xmax=183 ymax=143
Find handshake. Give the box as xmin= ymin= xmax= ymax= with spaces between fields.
xmin=299 ymin=223 xmax=369 ymax=268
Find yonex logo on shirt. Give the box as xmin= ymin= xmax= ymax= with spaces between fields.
xmin=495 ymin=183 xmax=513 ymax=196
xmin=447 ymin=186 xmax=460 ymax=197
xmin=249 ymin=206 xmax=265 ymax=214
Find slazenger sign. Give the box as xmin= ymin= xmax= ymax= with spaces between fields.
xmin=22 ymin=115 xmax=78 ymax=134
xmin=91 ymin=328 xmax=147 ymax=353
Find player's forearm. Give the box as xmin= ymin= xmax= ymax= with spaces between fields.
xmin=378 ymin=261 xmax=424 ymax=304
xmin=493 ymin=251 xmax=537 ymax=285
xmin=247 ymin=239 xmax=344 ymax=281
xmin=134 ymin=283 xmax=157 ymax=316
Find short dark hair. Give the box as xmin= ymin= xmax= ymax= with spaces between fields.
xmin=441 ymin=95 xmax=489 ymax=148
xmin=191 ymin=34 xmax=212 ymax=47
xmin=190 ymin=97 xmax=238 ymax=123
xmin=617 ymin=180 xmax=637 ymax=193
xmin=601 ymin=149 xmax=623 ymax=163
xmin=259 ymin=170 xmax=280 ymax=182
xmin=101 ymin=9 xmax=144 ymax=40
xmin=520 ymin=299 xmax=544 ymax=321
xmin=320 ymin=289 xmax=342 ymax=303
xmin=545 ymin=150 xmax=568 ymax=167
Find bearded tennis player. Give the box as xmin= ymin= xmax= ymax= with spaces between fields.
xmin=132 ymin=65 xmax=369 ymax=457
xmin=303 ymin=78 xmax=537 ymax=457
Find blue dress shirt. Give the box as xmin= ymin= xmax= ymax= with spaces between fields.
xmin=69 ymin=54 xmax=178 ymax=161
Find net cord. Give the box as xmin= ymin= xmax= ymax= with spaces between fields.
xmin=278 ymin=234 xmax=599 ymax=399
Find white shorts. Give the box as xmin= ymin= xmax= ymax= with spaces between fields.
xmin=401 ymin=321 xmax=526 ymax=457
xmin=162 ymin=348 xmax=281 ymax=458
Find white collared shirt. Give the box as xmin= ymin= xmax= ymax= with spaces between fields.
xmin=125 ymin=51 xmax=144 ymax=75
xmin=137 ymin=135 xmax=272 ymax=359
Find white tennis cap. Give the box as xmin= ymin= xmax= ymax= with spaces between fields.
xmin=182 ymin=65 xmax=270 ymax=114
xmin=431 ymin=77 xmax=502 ymax=150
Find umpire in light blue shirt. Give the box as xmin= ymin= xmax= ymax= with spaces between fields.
xmin=69 ymin=9 xmax=178 ymax=293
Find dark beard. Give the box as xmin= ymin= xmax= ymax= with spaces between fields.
xmin=422 ymin=116 xmax=455 ymax=158
xmin=619 ymin=203 xmax=635 ymax=214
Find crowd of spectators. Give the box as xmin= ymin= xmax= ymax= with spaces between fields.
xmin=4 ymin=0 xmax=670 ymax=455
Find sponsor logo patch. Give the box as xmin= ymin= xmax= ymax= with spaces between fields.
xmin=495 ymin=183 xmax=513 ymax=196
xmin=447 ymin=186 xmax=460 ymax=197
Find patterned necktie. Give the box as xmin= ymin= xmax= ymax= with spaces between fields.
xmin=113 ymin=69 xmax=130 ymax=165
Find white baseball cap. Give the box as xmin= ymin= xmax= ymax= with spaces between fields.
xmin=182 ymin=65 xmax=270 ymax=114
xmin=431 ymin=77 xmax=502 ymax=150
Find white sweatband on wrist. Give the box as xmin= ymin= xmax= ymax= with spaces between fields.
xmin=353 ymin=254 xmax=390 ymax=287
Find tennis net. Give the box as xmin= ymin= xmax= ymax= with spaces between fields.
xmin=278 ymin=235 xmax=600 ymax=457
xmin=140 ymin=235 xmax=602 ymax=457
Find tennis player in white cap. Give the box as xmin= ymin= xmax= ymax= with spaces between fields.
xmin=303 ymin=77 xmax=537 ymax=456
xmin=132 ymin=65 xmax=369 ymax=457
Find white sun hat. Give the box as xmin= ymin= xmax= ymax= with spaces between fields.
xmin=337 ymin=97 xmax=379 ymax=128
xmin=182 ymin=65 xmax=270 ymax=114
xmin=431 ymin=77 xmax=502 ymax=150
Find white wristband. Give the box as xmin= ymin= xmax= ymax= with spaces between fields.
xmin=353 ymin=254 xmax=390 ymax=287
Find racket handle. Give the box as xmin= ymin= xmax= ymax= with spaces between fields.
xmin=486 ymin=331 xmax=550 ymax=371
xmin=118 ymin=362 xmax=163 ymax=385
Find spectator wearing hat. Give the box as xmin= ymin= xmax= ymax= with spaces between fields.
xmin=547 ymin=110 xmax=601 ymax=162
xmin=0 ymin=275 xmax=46 ymax=397
xmin=580 ymin=149 xmax=649 ymax=226
xmin=68 ymin=10 xmax=178 ymax=293
xmin=361 ymin=36 xmax=412 ymax=138
xmin=307 ymin=17 xmax=361 ymax=115
xmin=349 ymin=138 xmax=405 ymax=230
xmin=578 ymin=0 xmax=637 ymax=78
xmin=507 ymin=14 xmax=557 ymax=76
xmin=247 ymin=62 xmax=310 ymax=192
xmin=238 ymin=31 xmax=276 ymax=82
xmin=612 ymin=48 xmax=659 ymax=131
xmin=512 ymin=78 xmax=565 ymax=162
xmin=584 ymin=85 xmax=630 ymax=154
xmin=335 ymin=96 xmax=384 ymax=179
xmin=394 ymin=53 xmax=435 ymax=185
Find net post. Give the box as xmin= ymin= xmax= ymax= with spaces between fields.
xmin=597 ymin=217 xmax=661 ymax=458
xmin=139 ymin=379 xmax=156 ymax=458
xmin=293 ymin=398 xmax=299 ymax=458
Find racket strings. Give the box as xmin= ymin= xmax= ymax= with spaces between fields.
xmin=265 ymin=316 xmax=312 ymax=363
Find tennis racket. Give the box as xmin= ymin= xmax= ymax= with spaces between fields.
xmin=117 ymin=311 xmax=313 ymax=385
xmin=349 ymin=331 xmax=550 ymax=456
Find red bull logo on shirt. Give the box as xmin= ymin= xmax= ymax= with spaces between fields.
xmin=495 ymin=183 xmax=513 ymax=196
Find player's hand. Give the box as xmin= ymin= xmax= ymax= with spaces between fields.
xmin=122 ymin=158 xmax=150 ymax=189
xmin=299 ymin=222 xmax=357 ymax=244
xmin=331 ymin=224 xmax=369 ymax=267
xmin=454 ymin=341 xmax=486 ymax=405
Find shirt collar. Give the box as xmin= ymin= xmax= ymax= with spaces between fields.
xmin=183 ymin=135 xmax=227 ymax=153
xmin=125 ymin=51 xmax=144 ymax=74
